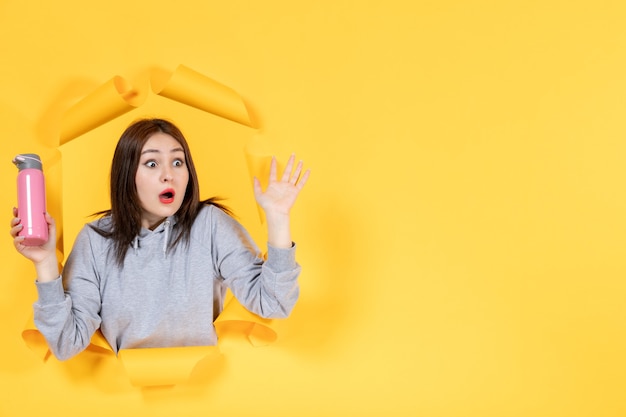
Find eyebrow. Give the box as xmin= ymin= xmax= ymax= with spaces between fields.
xmin=141 ymin=147 xmax=185 ymax=155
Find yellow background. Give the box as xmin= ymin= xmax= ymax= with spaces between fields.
xmin=1 ymin=0 xmax=625 ymax=416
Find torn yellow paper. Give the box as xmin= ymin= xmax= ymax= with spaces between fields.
xmin=22 ymin=313 xmax=114 ymax=361
xmin=22 ymin=316 xmax=219 ymax=388
xmin=214 ymin=296 xmax=281 ymax=347
xmin=151 ymin=65 xmax=255 ymax=128
xmin=21 ymin=315 xmax=52 ymax=362
xmin=60 ymin=76 xmax=142 ymax=145
xmin=59 ymin=64 xmax=255 ymax=147
xmin=26 ymin=64 xmax=286 ymax=388
xmin=118 ymin=345 xmax=220 ymax=387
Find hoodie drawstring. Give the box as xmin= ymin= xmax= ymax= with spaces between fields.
xmin=131 ymin=219 xmax=172 ymax=256
xmin=163 ymin=220 xmax=170 ymax=256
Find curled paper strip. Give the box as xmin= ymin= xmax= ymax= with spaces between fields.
xmin=59 ymin=64 xmax=255 ymax=145
xmin=214 ymin=296 xmax=281 ymax=347
xmin=59 ymin=76 xmax=142 ymax=144
xmin=151 ymin=65 xmax=254 ymax=128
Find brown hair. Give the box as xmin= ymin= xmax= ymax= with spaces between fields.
xmin=91 ymin=117 xmax=230 ymax=266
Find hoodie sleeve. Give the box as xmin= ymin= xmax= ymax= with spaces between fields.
xmin=33 ymin=226 xmax=102 ymax=360
xmin=208 ymin=206 xmax=301 ymax=319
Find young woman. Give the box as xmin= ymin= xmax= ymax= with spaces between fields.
xmin=9 ymin=118 xmax=310 ymax=360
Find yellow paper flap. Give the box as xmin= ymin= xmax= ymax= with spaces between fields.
xmin=22 ymin=314 xmax=114 ymax=360
xmin=60 ymin=76 xmax=141 ymax=144
xmin=60 ymin=64 xmax=256 ymax=147
xmin=151 ymin=64 xmax=255 ymax=128
xmin=215 ymin=296 xmax=281 ymax=347
xmin=118 ymin=345 xmax=220 ymax=387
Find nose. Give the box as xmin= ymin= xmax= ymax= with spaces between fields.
xmin=161 ymin=167 xmax=173 ymax=182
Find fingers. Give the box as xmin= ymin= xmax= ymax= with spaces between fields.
xmin=269 ymin=156 xmax=278 ymax=182
xmin=10 ymin=221 xmax=25 ymax=246
xmin=287 ymin=156 xmax=310 ymax=189
xmin=252 ymin=176 xmax=262 ymax=197
xmin=272 ymin=153 xmax=309 ymax=186
xmin=10 ymin=208 xmax=22 ymax=239
xmin=289 ymin=159 xmax=303 ymax=185
xmin=44 ymin=211 xmax=55 ymax=227
xmin=10 ymin=222 xmax=23 ymax=239
xmin=10 ymin=210 xmax=56 ymax=244
xmin=263 ymin=154 xmax=310 ymax=197
xmin=296 ymin=168 xmax=311 ymax=190
xmin=281 ymin=154 xmax=296 ymax=183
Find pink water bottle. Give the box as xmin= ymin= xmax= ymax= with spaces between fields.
xmin=13 ymin=153 xmax=48 ymax=246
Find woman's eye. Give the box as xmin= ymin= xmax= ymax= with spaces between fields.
xmin=145 ymin=161 xmax=157 ymax=168
xmin=173 ymin=159 xmax=184 ymax=167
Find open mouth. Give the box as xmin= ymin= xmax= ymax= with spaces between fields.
xmin=159 ymin=188 xmax=175 ymax=204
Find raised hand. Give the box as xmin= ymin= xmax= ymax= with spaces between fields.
xmin=253 ymin=154 xmax=310 ymax=217
xmin=253 ymin=154 xmax=310 ymax=248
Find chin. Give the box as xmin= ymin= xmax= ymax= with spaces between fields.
xmin=169 ymin=201 xmax=184 ymax=215
xmin=163 ymin=207 xmax=179 ymax=217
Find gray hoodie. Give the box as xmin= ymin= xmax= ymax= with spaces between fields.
xmin=33 ymin=204 xmax=300 ymax=360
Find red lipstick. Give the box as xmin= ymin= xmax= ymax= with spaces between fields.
xmin=159 ymin=188 xmax=175 ymax=204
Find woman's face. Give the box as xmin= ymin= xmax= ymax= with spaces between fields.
xmin=135 ymin=132 xmax=190 ymax=229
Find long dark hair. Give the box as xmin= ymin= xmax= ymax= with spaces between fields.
xmin=91 ymin=117 xmax=231 ymax=267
